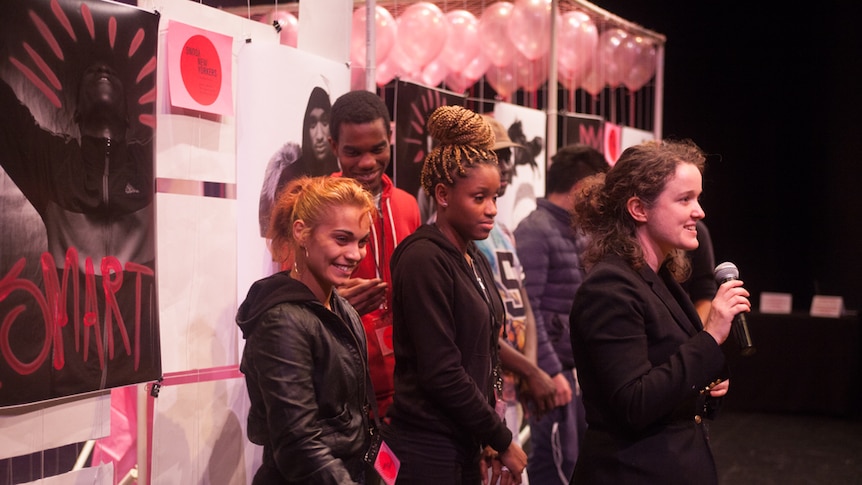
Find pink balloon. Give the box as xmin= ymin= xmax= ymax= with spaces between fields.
xmin=439 ymin=10 xmax=480 ymax=74
xmin=463 ymin=53 xmax=491 ymax=82
xmin=623 ymin=36 xmax=657 ymax=91
xmin=558 ymin=66 xmax=579 ymax=92
xmin=396 ymin=2 xmax=447 ymax=70
xmin=567 ymin=36 xmax=605 ymax=96
xmin=350 ymin=6 xmax=397 ymax=67
xmin=478 ymin=2 xmax=517 ymax=67
xmin=350 ymin=65 xmax=366 ymax=91
xmin=509 ymin=0 xmax=556 ymax=61
xmin=485 ymin=63 xmax=519 ymax=100
xmin=267 ymin=11 xmax=298 ymax=48
xmin=421 ymin=58 xmax=450 ymax=87
xmin=444 ymin=72 xmax=473 ymax=93
xmin=598 ymin=28 xmax=630 ymax=87
xmin=388 ymin=35 xmax=421 ymax=79
xmin=557 ymin=11 xmax=597 ymax=82
xmin=400 ymin=71 xmax=423 ymax=85
xmin=513 ymin=52 xmax=548 ymax=92
xmin=376 ymin=59 xmax=398 ymax=87
xmin=579 ymin=64 xmax=605 ymax=96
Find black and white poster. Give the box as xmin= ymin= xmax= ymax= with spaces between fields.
xmin=0 ymin=0 xmax=161 ymax=407
xmin=393 ymin=81 xmax=465 ymax=222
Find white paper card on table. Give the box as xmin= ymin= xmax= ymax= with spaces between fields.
xmin=759 ymin=292 xmax=793 ymax=314
xmin=809 ymin=295 xmax=844 ymax=318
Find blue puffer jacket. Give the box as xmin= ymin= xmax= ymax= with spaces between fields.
xmin=514 ymin=198 xmax=588 ymax=373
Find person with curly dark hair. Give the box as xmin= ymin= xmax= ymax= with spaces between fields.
xmin=568 ymin=139 xmax=750 ymax=484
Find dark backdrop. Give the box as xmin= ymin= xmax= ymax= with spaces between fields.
xmin=593 ymin=1 xmax=862 ymax=312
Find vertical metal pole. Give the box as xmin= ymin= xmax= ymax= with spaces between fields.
xmin=547 ymin=0 xmax=559 ymax=160
xmin=365 ymin=0 xmax=377 ymax=92
xmin=137 ymin=384 xmax=148 ymax=484
xmin=654 ymin=41 xmax=665 ymax=140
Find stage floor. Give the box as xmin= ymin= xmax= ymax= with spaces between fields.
xmin=711 ymin=411 xmax=862 ymax=485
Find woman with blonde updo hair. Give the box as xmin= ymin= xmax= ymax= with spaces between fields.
xmin=387 ymin=105 xmax=528 ymax=484
xmin=237 ymin=176 xmax=379 ymax=484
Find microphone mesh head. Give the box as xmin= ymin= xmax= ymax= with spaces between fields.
xmin=714 ymin=261 xmax=739 ymax=282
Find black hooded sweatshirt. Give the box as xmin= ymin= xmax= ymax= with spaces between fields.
xmin=236 ymin=271 xmax=370 ymax=485
xmin=388 ymin=224 xmax=512 ymax=454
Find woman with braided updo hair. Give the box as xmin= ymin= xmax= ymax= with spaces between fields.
xmin=387 ymin=106 xmax=528 ymax=484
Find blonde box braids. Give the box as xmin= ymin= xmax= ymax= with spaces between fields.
xmin=420 ymin=105 xmax=498 ymax=196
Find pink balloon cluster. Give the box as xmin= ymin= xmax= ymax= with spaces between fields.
xmin=453 ymin=0 xmax=556 ymax=96
xmin=575 ymin=26 xmax=658 ymax=95
xmin=478 ymin=0 xmax=559 ymax=97
xmin=376 ymin=2 xmax=482 ymax=92
xmin=385 ymin=2 xmax=448 ymax=86
xmin=354 ymin=0 xmax=562 ymax=94
xmin=350 ymin=1 xmax=657 ymax=96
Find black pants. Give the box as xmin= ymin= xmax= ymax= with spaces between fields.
xmin=387 ymin=420 xmax=481 ymax=485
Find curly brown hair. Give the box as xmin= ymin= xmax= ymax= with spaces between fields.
xmin=573 ymin=139 xmax=706 ymax=280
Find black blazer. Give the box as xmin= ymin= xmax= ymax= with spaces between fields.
xmin=570 ymin=255 xmax=726 ymax=485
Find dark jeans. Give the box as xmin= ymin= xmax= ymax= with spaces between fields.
xmin=387 ymin=420 xmax=482 ymax=484
xmin=527 ymin=369 xmax=586 ymax=485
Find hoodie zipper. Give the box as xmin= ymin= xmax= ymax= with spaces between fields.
xmin=99 ymin=138 xmax=112 ymax=390
xmin=102 ymin=138 xmax=111 ymax=206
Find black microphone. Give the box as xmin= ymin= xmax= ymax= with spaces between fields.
xmin=713 ymin=262 xmax=756 ymax=356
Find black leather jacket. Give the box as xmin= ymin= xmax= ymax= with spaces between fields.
xmin=237 ymin=272 xmax=370 ymax=484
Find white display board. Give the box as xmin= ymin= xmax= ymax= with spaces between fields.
xmin=235 ymin=44 xmax=350 ymax=304
xmin=492 ymin=102 xmax=548 ymax=231
xmin=22 ymin=463 xmax=113 ymax=485
xmin=0 ymin=392 xmax=110 ymax=459
xmin=150 ymin=376 xmax=256 ymax=484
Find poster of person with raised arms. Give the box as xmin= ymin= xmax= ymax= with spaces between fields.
xmin=0 ymin=0 xmax=161 ymax=407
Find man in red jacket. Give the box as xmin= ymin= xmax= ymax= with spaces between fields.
xmin=328 ymin=90 xmax=421 ymax=417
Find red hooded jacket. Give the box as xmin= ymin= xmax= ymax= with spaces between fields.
xmin=336 ymin=172 xmax=421 ymax=416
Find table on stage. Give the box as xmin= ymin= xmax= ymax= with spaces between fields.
xmin=721 ymin=311 xmax=862 ymax=418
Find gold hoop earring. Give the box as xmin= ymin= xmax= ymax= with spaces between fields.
xmin=293 ymin=246 xmax=308 ymax=277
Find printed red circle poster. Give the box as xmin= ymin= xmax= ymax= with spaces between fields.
xmin=168 ymin=21 xmax=233 ymax=115
xmin=180 ymin=35 xmax=222 ymax=106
